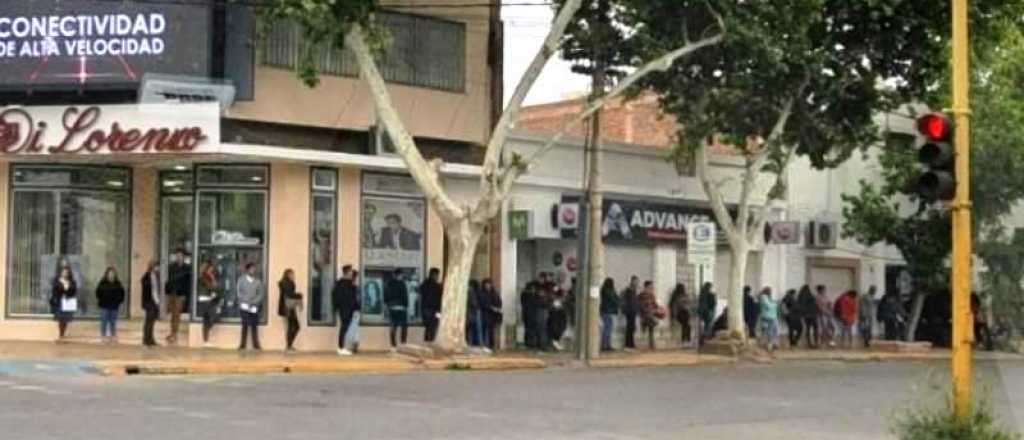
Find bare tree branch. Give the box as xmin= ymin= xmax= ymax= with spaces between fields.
xmin=346 ymin=25 xmax=464 ymax=221
xmin=696 ymin=141 xmax=738 ymax=241
xmin=480 ymin=0 xmax=583 ymax=185
xmin=504 ymin=30 xmax=726 ymax=187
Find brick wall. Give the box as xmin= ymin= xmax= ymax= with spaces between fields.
xmin=517 ymin=94 xmax=678 ymax=149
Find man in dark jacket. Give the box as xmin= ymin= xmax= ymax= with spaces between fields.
xmin=164 ymin=249 xmax=191 ymax=344
xmin=331 ymin=265 xmax=359 ymax=355
xmin=384 ymin=269 xmax=410 ymax=350
xmin=419 ymin=268 xmax=443 ymax=343
xmin=140 ymin=261 xmax=161 ymax=347
xmin=621 ymin=276 xmax=641 ymax=349
xmin=797 ymin=285 xmax=820 ymax=348
xmin=697 ymin=282 xmax=717 ymax=345
xmin=743 ymin=285 xmax=759 ymax=339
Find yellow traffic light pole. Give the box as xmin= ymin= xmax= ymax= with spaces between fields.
xmin=950 ymin=0 xmax=973 ymax=422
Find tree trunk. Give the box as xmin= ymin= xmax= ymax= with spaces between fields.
xmin=435 ymin=218 xmax=483 ymax=353
xmin=905 ymin=292 xmax=928 ymax=342
xmin=727 ymin=241 xmax=748 ymax=341
xmin=584 ymin=66 xmax=606 ymax=360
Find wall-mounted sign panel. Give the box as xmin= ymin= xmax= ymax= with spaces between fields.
xmin=0 ymin=0 xmax=211 ymax=90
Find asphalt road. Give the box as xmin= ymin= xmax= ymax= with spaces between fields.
xmin=0 ymin=359 xmax=1021 ymax=440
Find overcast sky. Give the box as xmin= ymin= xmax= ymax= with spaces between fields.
xmin=502 ymin=1 xmax=589 ymax=105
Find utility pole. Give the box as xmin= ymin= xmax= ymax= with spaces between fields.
xmin=950 ymin=0 xmax=973 ymax=422
xmin=583 ymin=65 xmax=606 ymax=362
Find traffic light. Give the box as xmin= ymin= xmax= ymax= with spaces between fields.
xmin=916 ymin=112 xmax=956 ymax=200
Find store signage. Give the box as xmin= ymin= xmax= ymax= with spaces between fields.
xmin=561 ymin=196 xmax=729 ymax=244
xmin=508 ymin=210 xmax=532 ymax=241
xmin=0 ymin=102 xmax=219 ymax=155
xmin=766 ymin=221 xmax=801 ymax=244
xmin=0 ymin=0 xmax=211 ymax=89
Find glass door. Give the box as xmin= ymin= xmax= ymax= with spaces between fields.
xmin=160 ymin=196 xmax=194 ymax=318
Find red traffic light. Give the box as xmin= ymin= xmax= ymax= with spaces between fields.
xmin=917 ymin=113 xmax=954 ymax=141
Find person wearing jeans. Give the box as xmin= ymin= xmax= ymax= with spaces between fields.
xmin=599 ymin=278 xmax=620 ymax=351
xmin=236 ymin=263 xmax=263 ymax=351
xmin=384 ymin=269 xmax=409 ymax=351
xmin=757 ymin=287 xmax=780 ymax=351
xmin=95 ymin=267 xmax=125 ymax=344
xmin=197 ymin=262 xmax=222 ymax=347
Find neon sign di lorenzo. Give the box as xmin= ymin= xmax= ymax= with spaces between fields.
xmin=0 ymin=106 xmax=207 ymax=154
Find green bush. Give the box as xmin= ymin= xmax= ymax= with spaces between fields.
xmin=892 ymin=384 xmax=1020 ymax=440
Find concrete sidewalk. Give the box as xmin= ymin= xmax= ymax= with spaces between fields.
xmin=0 ymin=340 xmax=1020 ymax=377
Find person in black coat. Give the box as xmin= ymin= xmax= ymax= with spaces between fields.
xmin=781 ymin=289 xmax=802 ymax=348
xmin=621 ymin=276 xmax=641 ymax=349
xmin=140 ymin=261 xmax=161 ymax=347
xmin=95 ymin=267 xmax=126 ymax=343
xmin=797 ymin=285 xmax=820 ymax=348
xmin=278 ymin=269 xmax=302 ymax=351
xmin=419 ymin=268 xmax=443 ymax=343
xmin=331 ymin=265 xmax=360 ymax=355
xmin=520 ymin=282 xmax=540 ymax=349
xmin=383 ymin=269 xmax=410 ymax=350
xmin=466 ymin=279 xmax=482 ymax=347
xmin=743 ymin=285 xmax=759 ymax=339
xmin=599 ymin=278 xmax=620 ymax=351
xmin=480 ymin=279 xmax=502 ymax=351
xmin=51 ymin=265 xmax=77 ymax=342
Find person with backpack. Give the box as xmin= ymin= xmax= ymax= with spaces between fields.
xmin=668 ymin=283 xmax=691 ymax=347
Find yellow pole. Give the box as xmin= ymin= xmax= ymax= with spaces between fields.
xmin=950 ymin=0 xmax=973 ymax=423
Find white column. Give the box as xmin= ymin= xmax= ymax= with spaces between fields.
xmin=653 ymin=244 xmax=677 ymax=311
xmin=499 ymin=201 xmax=518 ymax=349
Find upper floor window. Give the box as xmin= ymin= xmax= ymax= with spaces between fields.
xmin=263 ymin=11 xmax=466 ymax=93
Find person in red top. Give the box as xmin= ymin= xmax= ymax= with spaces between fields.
xmin=836 ymin=290 xmax=859 ymax=349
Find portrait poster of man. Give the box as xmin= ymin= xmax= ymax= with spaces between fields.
xmin=362 ymin=197 xmax=425 ymax=268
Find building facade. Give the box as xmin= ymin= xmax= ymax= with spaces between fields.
xmin=0 ymin=0 xmax=501 ymax=351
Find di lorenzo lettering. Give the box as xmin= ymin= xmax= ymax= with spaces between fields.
xmin=0 ymin=106 xmax=207 ymax=154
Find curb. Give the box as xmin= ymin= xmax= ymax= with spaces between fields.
xmin=92 ymin=357 xmax=548 ymax=377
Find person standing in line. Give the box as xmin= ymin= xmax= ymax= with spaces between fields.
xmin=278 ymin=268 xmax=302 ymax=352
xmin=668 ymin=283 xmax=691 ymax=348
xmin=836 ymin=290 xmax=859 ymax=349
xmin=481 ymin=279 xmax=502 ymax=351
xmin=140 ymin=261 xmax=161 ymax=347
xmin=520 ymin=281 xmax=540 ymax=349
xmin=743 ymin=285 xmax=759 ymax=339
xmin=797 ymin=285 xmax=819 ymax=349
xmin=781 ymin=289 xmax=802 ymax=348
xmin=816 ymin=285 xmax=835 ymax=348
xmin=697 ymin=282 xmax=717 ymax=346
xmin=534 ymin=274 xmax=552 ymax=350
xmin=859 ymin=286 xmax=877 ymax=348
xmin=466 ymin=279 xmax=483 ymax=347
xmin=236 ymin=263 xmax=263 ymax=351
xmin=164 ymin=249 xmax=192 ymax=345
xmin=419 ymin=268 xmax=443 ymax=343
xmin=878 ymin=290 xmax=906 ymax=340
xmin=546 ymin=280 xmax=569 ymax=351
xmin=197 ymin=262 xmax=222 ymax=347
xmin=621 ymin=276 xmax=641 ymax=350
xmin=51 ymin=266 xmax=77 ymax=342
xmin=638 ymin=281 xmax=661 ymax=350
xmin=332 ymin=265 xmax=359 ymax=355
xmin=384 ymin=269 xmax=409 ymax=352
xmin=95 ymin=267 xmax=125 ymax=344
xmin=758 ymin=287 xmax=780 ymax=351
xmin=599 ymin=278 xmax=620 ymax=352
xmin=346 ymin=270 xmax=363 ymax=354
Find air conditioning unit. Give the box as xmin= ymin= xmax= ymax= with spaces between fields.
xmin=807 ymin=221 xmax=838 ymax=249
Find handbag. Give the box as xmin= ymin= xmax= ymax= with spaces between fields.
xmin=60 ymin=296 xmax=78 ymax=313
xmin=344 ymin=311 xmax=361 ymax=347
xmin=286 ymin=296 xmax=303 ymax=313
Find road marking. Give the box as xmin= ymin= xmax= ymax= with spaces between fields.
xmin=10 ymin=385 xmax=45 ymax=391
xmin=33 ymin=363 xmax=53 ymax=371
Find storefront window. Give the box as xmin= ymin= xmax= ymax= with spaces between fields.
xmin=361 ymin=173 xmax=425 ymax=325
xmin=7 ymin=166 xmax=131 ymax=318
xmin=309 ymin=168 xmax=337 ymax=325
xmin=195 ymin=165 xmax=268 ymax=321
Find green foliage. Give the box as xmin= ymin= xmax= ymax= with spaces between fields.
xmin=626 ymin=0 xmax=1022 ymax=170
xmin=891 ymin=381 xmax=1020 ymax=440
xmin=977 ymin=230 xmax=1024 ymax=341
xmin=261 ymin=0 xmax=385 ymax=87
xmin=552 ymin=0 xmax=640 ymax=81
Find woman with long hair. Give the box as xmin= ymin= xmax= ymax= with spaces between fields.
xmin=95 ymin=267 xmax=126 ymax=344
xmin=278 ymin=268 xmax=302 ymax=351
xmin=51 ymin=265 xmax=77 ymax=342
xmin=599 ymin=278 xmax=620 ymax=351
xmin=197 ymin=261 xmax=222 ymax=347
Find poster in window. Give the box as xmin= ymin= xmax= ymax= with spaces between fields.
xmin=362 ymin=197 xmax=424 ymax=267
xmin=361 ymin=275 xmax=385 ymax=316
